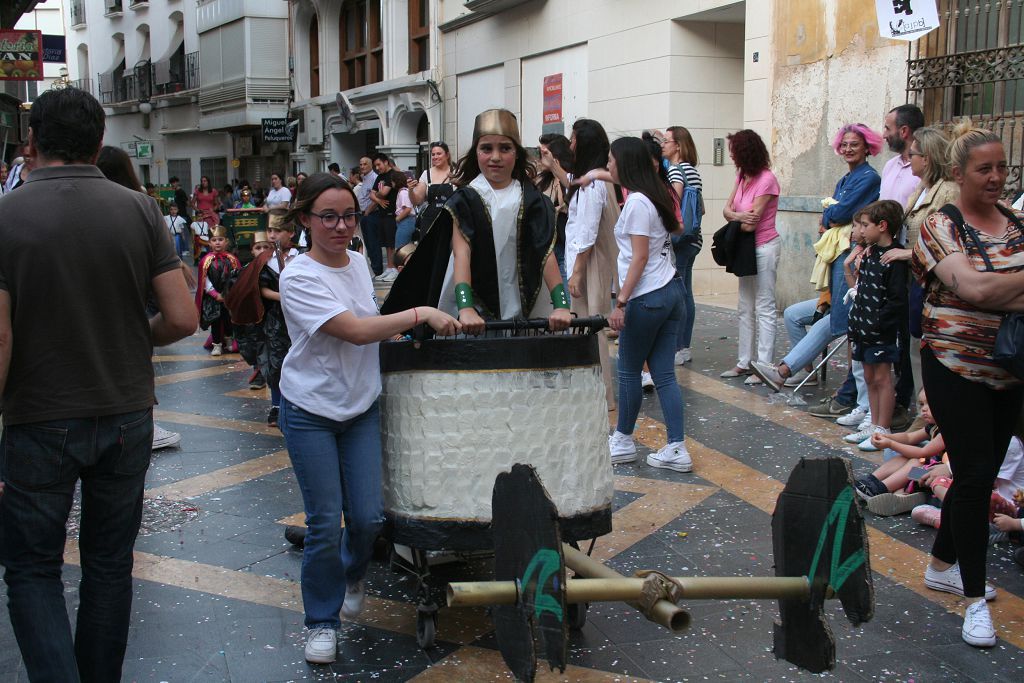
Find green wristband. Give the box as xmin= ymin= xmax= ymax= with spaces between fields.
xmin=551 ymin=283 xmax=570 ymax=309
xmin=455 ymin=282 xmax=475 ymax=310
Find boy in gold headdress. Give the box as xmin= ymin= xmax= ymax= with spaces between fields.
xmin=382 ymin=108 xmax=571 ymax=333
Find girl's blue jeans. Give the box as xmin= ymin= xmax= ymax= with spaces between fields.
xmin=673 ymin=237 xmax=700 ymax=350
xmin=616 ymin=277 xmax=686 ymax=443
xmin=280 ymin=397 xmax=384 ymax=628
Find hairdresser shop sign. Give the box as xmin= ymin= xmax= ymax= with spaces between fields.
xmin=876 ymin=0 xmax=939 ymax=41
xmin=0 ymin=30 xmax=43 ymax=81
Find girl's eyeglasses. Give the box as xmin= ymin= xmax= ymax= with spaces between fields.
xmin=309 ymin=211 xmax=361 ymax=229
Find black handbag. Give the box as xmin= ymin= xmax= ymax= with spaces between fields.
xmin=939 ymin=204 xmax=1024 ymax=379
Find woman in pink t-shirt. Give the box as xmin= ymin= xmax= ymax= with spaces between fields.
xmin=720 ymin=129 xmax=781 ymax=383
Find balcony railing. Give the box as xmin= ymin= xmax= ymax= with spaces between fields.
xmin=70 ymin=78 xmax=94 ymax=96
xmin=153 ymin=51 xmax=200 ymax=95
xmin=99 ymin=55 xmax=199 ymax=106
xmin=70 ymin=0 xmax=86 ymax=26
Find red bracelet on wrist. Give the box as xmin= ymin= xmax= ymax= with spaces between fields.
xmin=413 ymin=307 xmax=419 ymax=326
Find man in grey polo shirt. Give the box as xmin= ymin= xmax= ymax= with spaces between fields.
xmin=0 ymin=87 xmax=197 ymax=682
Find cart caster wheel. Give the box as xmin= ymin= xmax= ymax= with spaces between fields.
xmin=416 ymin=610 xmax=438 ymax=649
xmin=567 ymin=601 xmax=588 ymax=631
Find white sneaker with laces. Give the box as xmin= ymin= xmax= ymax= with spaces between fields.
xmin=341 ymin=580 xmax=366 ymax=618
xmin=152 ymin=424 xmax=182 ymax=450
xmin=962 ymin=599 xmax=997 ymax=647
xmin=857 ymin=426 xmax=889 ymax=452
xmin=673 ymin=348 xmax=692 ymax=366
xmin=925 ymin=563 xmax=996 ymax=601
xmin=843 ymin=425 xmax=875 ymax=444
xmin=647 ymin=441 xmax=693 ymax=473
xmin=381 ymin=268 xmax=399 ymax=282
xmin=641 ymin=371 xmax=654 ymax=389
xmin=608 ymin=431 xmax=637 ymax=464
xmin=210 ymin=343 xmax=223 ymax=357
xmin=836 ymin=407 xmax=868 ymax=427
xmin=304 ymin=626 xmax=337 ymax=664
xmin=857 ymin=413 xmax=873 ymax=431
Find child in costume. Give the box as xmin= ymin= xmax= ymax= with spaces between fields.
xmin=259 ymin=210 xmax=299 ymax=426
xmin=196 ymin=226 xmax=241 ymax=356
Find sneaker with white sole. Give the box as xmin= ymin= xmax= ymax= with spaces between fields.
xmin=749 ymin=361 xmax=783 ymax=392
xmin=341 ymin=580 xmax=366 ymax=618
xmin=210 ymin=342 xmax=223 ymax=357
xmin=911 ymin=504 xmax=942 ymax=528
xmin=925 ymin=563 xmax=996 ymax=601
xmin=843 ymin=425 xmax=875 ymax=444
xmin=962 ymin=599 xmax=997 ymax=647
xmin=857 ymin=426 xmax=889 ymax=452
xmin=646 ymin=441 xmax=693 ymax=473
xmin=674 ymin=348 xmax=692 ymax=365
xmin=783 ymin=370 xmax=818 ymax=387
xmin=152 ymin=424 xmax=182 ymax=450
xmin=304 ymin=626 xmax=337 ymax=664
xmin=641 ymin=371 xmax=654 ymax=390
xmin=608 ymin=431 xmax=637 ymax=464
xmin=836 ymin=407 xmax=869 ymax=427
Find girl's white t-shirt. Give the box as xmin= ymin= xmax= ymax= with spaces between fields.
xmin=279 ymin=252 xmax=381 ymax=422
xmin=996 ymin=436 xmax=1024 ymax=503
xmin=614 ymin=192 xmax=676 ymax=299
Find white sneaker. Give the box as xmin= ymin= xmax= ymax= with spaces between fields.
xmin=748 ymin=361 xmax=781 ymax=391
xmin=210 ymin=343 xmax=223 ymax=357
xmin=608 ymin=431 xmax=637 ymax=464
xmin=647 ymin=441 xmax=693 ymax=473
xmin=341 ymin=580 xmax=366 ymax=618
xmin=843 ymin=425 xmax=875 ymax=444
xmin=836 ymin=407 xmax=868 ymax=427
xmin=925 ymin=563 xmax=996 ymax=601
xmin=783 ymin=370 xmax=818 ymax=387
xmin=857 ymin=426 xmax=889 ymax=452
xmin=380 ymin=268 xmax=399 ymax=282
xmin=304 ymin=626 xmax=337 ymax=664
xmin=674 ymin=348 xmax=692 ymax=365
xmin=962 ymin=599 xmax=997 ymax=647
xmin=152 ymin=424 xmax=181 ymax=450
xmin=857 ymin=413 xmax=873 ymax=431
xmin=641 ymin=371 xmax=654 ymax=389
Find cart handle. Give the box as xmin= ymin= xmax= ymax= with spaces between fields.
xmin=481 ymin=315 xmax=608 ymax=334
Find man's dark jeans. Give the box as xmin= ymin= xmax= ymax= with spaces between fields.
xmin=0 ymin=408 xmax=153 ymax=683
xmin=361 ymin=210 xmax=384 ymax=275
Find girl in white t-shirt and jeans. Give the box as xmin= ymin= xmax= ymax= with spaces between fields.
xmin=606 ymin=137 xmax=691 ymax=473
xmin=277 ymin=173 xmax=460 ymax=665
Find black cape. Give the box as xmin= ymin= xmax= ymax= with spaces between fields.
xmin=381 ymin=180 xmax=555 ymax=318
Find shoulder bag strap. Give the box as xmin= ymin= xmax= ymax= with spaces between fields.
xmin=939 ymin=203 xmax=995 ymax=272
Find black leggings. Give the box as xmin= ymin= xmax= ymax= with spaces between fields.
xmin=211 ymin=310 xmax=233 ymax=344
xmin=922 ymin=345 xmax=1024 ymax=597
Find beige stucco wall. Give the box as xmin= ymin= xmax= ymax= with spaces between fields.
xmin=769 ymin=0 xmax=910 ymax=308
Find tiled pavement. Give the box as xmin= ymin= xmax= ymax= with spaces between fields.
xmin=3 ymin=303 xmax=1024 ymax=682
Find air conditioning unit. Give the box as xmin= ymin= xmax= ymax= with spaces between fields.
xmin=304 ymin=107 xmax=323 ymax=146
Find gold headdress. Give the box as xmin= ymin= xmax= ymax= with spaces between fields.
xmin=267 ymin=208 xmax=294 ymax=231
xmin=472 ymin=109 xmax=521 ymax=146
xmin=211 ymin=225 xmax=229 ymax=239
xmin=252 ymin=230 xmax=270 ymax=245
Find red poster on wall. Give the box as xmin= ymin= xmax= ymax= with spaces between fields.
xmin=543 ymin=73 xmax=563 ymax=125
xmin=0 ymin=30 xmax=43 ymax=81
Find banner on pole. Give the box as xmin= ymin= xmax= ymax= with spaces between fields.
xmin=876 ymin=0 xmax=940 ymax=41
xmin=0 ymin=30 xmax=43 ymax=81
xmin=542 ymin=73 xmax=563 ymax=135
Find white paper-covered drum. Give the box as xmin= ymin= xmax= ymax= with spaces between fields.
xmin=379 ymin=332 xmax=614 ymax=550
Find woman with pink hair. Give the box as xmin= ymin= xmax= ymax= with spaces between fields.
xmin=821 ymin=123 xmax=883 ymax=231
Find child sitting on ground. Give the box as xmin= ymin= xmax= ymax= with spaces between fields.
xmin=854 ymin=388 xmax=944 ymax=515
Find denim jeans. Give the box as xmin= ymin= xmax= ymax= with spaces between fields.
xmin=280 ymin=396 xmax=384 ymax=629
xmin=0 ymin=408 xmax=154 ymax=683
xmin=836 ymin=367 xmax=857 ymax=407
xmin=780 ymin=299 xmax=842 ymax=372
xmin=673 ymin=237 xmax=701 ymax=350
xmin=616 ymin=278 xmax=686 ymax=443
xmin=396 ymin=216 xmax=417 ymax=252
xmin=361 ymin=211 xmax=383 ymax=275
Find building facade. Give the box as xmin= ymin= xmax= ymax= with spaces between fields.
xmin=63 ymin=0 xmax=289 ymax=193
xmin=288 ymin=0 xmax=442 ymax=176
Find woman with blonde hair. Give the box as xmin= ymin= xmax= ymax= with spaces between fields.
xmin=914 ymin=119 xmax=1024 ymax=648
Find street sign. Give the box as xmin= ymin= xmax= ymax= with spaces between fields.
xmin=0 ymin=30 xmax=43 ymax=81
xmin=136 ymin=142 xmax=153 ymax=159
xmin=42 ymin=35 xmax=65 ymax=64
xmin=262 ymin=118 xmax=296 ymax=142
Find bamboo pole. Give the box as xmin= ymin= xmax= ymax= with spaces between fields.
xmin=446 ymin=576 xmax=811 ymax=608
